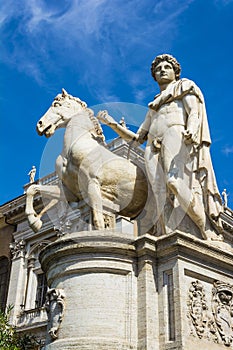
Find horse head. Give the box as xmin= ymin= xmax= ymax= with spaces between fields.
xmin=37 ymin=89 xmax=87 ymax=138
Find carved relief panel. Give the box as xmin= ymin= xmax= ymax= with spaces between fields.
xmin=45 ymin=288 xmax=65 ymax=341
xmin=187 ymin=280 xmax=209 ymax=339
xmin=212 ymin=281 xmax=233 ymax=346
xmin=187 ymin=279 xmax=233 ymax=347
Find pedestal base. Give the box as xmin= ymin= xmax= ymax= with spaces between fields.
xmin=40 ymin=230 xmax=233 ymax=349
xmin=40 ymin=230 xmax=138 ymax=349
xmin=45 ymin=337 xmax=136 ymax=350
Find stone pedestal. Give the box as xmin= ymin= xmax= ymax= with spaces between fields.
xmin=39 ymin=230 xmax=138 ymax=350
xmin=40 ymin=230 xmax=233 ymax=350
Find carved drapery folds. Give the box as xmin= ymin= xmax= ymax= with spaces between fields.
xmin=45 ymin=288 xmax=65 ymax=341
xmin=187 ymin=279 xmax=233 ymax=346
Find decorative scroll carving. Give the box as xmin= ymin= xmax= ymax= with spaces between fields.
xmin=45 ymin=288 xmax=65 ymax=340
xmin=187 ymin=280 xmax=209 ymax=338
xmin=55 ymin=218 xmax=72 ymax=237
xmin=9 ymin=239 xmax=26 ymax=259
xmin=212 ymin=280 xmax=233 ymax=346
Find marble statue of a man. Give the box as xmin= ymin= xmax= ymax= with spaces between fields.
xmin=98 ymin=54 xmax=223 ymax=240
xmin=28 ymin=165 xmax=36 ymax=183
xmin=222 ymin=189 xmax=229 ymax=208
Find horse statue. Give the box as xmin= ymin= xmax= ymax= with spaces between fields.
xmin=25 ymin=89 xmax=148 ymax=232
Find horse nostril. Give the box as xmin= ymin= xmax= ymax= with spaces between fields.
xmin=38 ymin=120 xmax=43 ymax=126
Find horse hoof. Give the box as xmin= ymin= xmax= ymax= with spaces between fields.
xmin=31 ymin=220 xmax=43 ymax=232
xmin=28 ymin=215 xmax=43 ymax=232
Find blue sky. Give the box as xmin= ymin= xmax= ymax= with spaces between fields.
xmin=0 ymin=0 xmax=233 ymax=209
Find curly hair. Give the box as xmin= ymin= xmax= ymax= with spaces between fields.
xmin=151 ymin=54 xmax=181 ymax=81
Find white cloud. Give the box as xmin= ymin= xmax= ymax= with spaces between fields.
xmin=222 ymin=146 xmax=233 ymax=156
xmin=0 ymin=0 xmax=195 ymax=101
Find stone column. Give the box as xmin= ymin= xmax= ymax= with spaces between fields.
xmin=7 ymin=240 xmax=26 ymax=322
xmin=24 ymin=255 xmax=37 ymax=309
xmin=40 ymin=230 xmax=138 ymax=350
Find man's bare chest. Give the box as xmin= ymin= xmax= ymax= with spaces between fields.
xmin=148 ymin=100 xmax=187 ymax=138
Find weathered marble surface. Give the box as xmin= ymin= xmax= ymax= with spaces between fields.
xmin=97 ymin=54 xmax=223 ymax=241
xmin=25 ymin=89 xmax=147 ymax=233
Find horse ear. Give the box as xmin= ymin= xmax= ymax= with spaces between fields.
xmin=62 ymin=88 xmax=68 ymax=97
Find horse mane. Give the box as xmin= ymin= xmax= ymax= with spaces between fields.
xmin=55 ymin=91 xmax=106 ymax=144
xmin=86 ymin=107 xmax=106 ymax=144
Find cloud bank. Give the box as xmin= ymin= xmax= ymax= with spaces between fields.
xmin=0 ymin=0 xmax=195 ymax=102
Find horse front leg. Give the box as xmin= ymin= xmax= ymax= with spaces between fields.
xmin=25 ymin=184 xmax=66 ymax=233
xmin=25 ymin=185 xmax=44 ymax=232
xmin=87 ymin=179 xmax=105 ymax=230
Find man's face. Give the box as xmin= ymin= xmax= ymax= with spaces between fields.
xmin=153 ymin=61 xmax=176 ymax=84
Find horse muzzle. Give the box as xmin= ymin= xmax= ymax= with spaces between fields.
xmin=37 ymin=121 xmax=54 ymax=137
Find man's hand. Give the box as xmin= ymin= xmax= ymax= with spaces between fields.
xmin=97 ymin=110 xmax=117 ymax=126
xmin=183 ymin=129 xmax=198 ymax=144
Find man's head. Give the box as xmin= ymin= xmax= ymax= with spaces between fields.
xmin=151 ymin=54 xmax=181 ymax=82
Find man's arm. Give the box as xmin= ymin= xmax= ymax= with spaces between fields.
xmin=182 ymin=94 xmax=200 ymax=144
xmin=97 ymin=110 xmax=139 ymax=142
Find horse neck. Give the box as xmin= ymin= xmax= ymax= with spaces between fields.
xmin=62 ymin=111 xmax=95 ymax=157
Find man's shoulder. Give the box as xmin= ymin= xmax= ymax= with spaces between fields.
xmin=176 ymin=78 xmax=197 ymax=89
xmin=175 ymin=78 xmax=203 ymax=100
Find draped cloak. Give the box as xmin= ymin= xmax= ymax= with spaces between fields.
xmin=138 ymin=78 xmax=222 ymax=222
